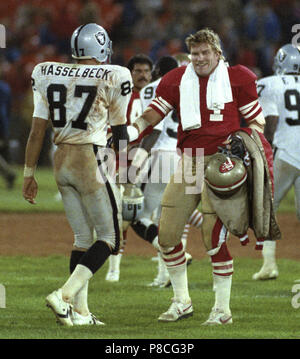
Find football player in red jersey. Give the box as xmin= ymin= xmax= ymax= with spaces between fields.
xmin=127 ymin=28 xmax=267 ymax=324
xmin=105 ymin=54 xmax=153 ymax=282
xmin=126 ymin=54 xmax=153 ymax=125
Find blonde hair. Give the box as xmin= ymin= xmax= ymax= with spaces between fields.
xmin=185 ymin=28 xmax=225 ymax=60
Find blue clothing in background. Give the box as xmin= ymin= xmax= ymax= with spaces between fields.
xmin=0 ymin=80 xmax=11 ymax=139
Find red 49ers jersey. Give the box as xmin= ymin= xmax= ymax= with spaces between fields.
xmin=149 ymin=64 xmax=262 ymax=155
xmin=126 ymin=89 xmax=142 ymax=125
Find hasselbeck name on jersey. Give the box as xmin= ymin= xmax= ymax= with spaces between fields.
xmin=31 ymin=61 xmax=132 ymax=147
xmin=39 ymin=63 xmax=112 ymax=80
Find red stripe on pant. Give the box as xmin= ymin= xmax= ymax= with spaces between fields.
xmin=164 ymin=241 xmax=183 ymax=255
xmin=211 ymin=218 xmax=233 ymax=276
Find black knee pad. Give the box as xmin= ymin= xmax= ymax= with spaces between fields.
xmin=70 ymin=250 xmax=85 ymax=274
xmin=131 ymin=220 xmax=147 ymax=239
xmin=144 ymin=223 xmax=158 ymax=243
xmin=79 ymin=241 xmax=111 ymax=274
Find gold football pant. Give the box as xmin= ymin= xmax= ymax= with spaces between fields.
xmin=159 ymin=154 xmax=226 ymax=253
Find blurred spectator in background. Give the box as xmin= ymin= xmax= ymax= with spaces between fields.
xmin=0 ymin=63 xmax=16 ymax=189
xmin=218 ymin=17 xmax=239 ymax=65
xmin=0 ymin=0 xmax=288 ymax=166
xmin=272 ymin=0 xmax=300 ymax=44
xmin=244 ymin=0 xmax=281 ymax=75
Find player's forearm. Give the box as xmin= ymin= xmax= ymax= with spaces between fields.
xmin=140 ymin=129 xmax=161 ymax=153
xmin=264 ymin=116 xmax=279 ymax=145
xmin=127 ymin=109 xmax=162 ymax=142
xmin=24 ymin=134 xmax=43 ymax=176
xmin=130 ymin=129 xmax=162 ymax=169
xmin=24 ymin=118 xmax=47 ymax=176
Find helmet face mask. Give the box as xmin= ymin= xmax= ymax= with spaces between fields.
xmin=71 ymin=23 xmax=113 ymax=64
xmin=121 ymin=184 xmax=144 ymax=222
xmin=173 ymin=53 xmax=191 ymax=66
xmin=273 ymin=44 xmax=300 ymax=75
xmin=205 ymin=153 xmax=247 ymax=196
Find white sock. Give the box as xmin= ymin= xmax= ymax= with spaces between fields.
xmin=73 ymin=281 xmax=89 ymax=316
xmin=160 ymin=243 xmax=190 ymax=303
xmin=262 ymin=240 xmax=276 ymax=266
xmin=62 ymin=264 xmax=93 ymax=302
xmin=140 ymin=218 xmax=154 ymax=227
xmin=157 ymin=252 xmax=168 ymax=278
xmin=152 ymin=236 xmax=160 ymax=250
xmin=108 ymin=253 xmax=122 ymax=272
xmin=167 ymin=262 xmax=190 ymax=304
xmin=213 ymin=274 xmax=232 ymax=314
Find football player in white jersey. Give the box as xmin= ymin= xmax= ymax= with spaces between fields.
xmin=105 ymin=54 xmax=153 ymax=282
xmin=130 ymin=55 xmax=203 ymax=287
xmin=22 ymin=23 xmax=133 ymax=325
xmin=253 ymin=44 xmax=300 ymax=280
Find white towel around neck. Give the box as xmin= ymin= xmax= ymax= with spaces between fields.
xmin=179 ymin=60 xmax=233 ymax=131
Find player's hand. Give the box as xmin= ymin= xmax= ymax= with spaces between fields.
xmin=22 ymin=177 xmax=38 ymax=204
xmin=222 ymin=135 xmax=245 ymax=158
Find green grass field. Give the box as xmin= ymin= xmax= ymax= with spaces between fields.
xmin=0 ymin=256 xmax=299 ymax=339
xmin=0 ymin=166 xmax=299 ymax=340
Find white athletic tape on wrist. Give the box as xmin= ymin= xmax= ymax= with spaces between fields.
xmin=23 ymin=166 xmax=36 ymax=177
xmin=127 ymin=126 xmax=139 ymax=142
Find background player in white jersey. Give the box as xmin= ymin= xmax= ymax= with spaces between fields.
xmin=130 ymin=55 xmax=203 ymax=287
xmin=253 ymin=44 xmax=300 ymax=280
xmin=105 ymin=54 xmax=152 ymax=282
xmin=22 ymin=23 xmax=132 ymax=325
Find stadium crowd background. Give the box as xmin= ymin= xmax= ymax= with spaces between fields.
xmin=0 ymin=0 xmax=298 ymax=165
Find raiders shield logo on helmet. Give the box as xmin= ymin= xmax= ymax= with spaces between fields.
xmin=95 ymin=31 xmax=106 ymax=46
xmin=278 ymin=49 xmax=287 ymax=63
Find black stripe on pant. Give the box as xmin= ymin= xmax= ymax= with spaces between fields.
xmin=93 ymin=145 xmax=120 ymax=254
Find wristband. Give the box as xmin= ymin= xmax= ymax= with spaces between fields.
xmin=127 ymin=126 xmax=139 ymax=142
xmin=24 ymin=165 xmax=36 ymax=177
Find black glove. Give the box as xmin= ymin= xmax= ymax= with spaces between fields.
xmin=218 ymin=135 xmax=251 ymax=167
xmin=229 ymin=135 xmax=246 ymax=159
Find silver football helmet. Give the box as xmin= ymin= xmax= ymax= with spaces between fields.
xmin=173 ymin=53 xmax=191 ymax=66
xmin=273 ymin=44 xmax=300 ymax=75
xmin=121 ymin=184 xmax=144 ymax=222
xmin=71 ymin=23 xmax=112 ymax=63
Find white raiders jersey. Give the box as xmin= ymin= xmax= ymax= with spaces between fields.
xmin=32 ymin=61 xmax=132 ymax=146
xmin=257 ymin=74 xmax=300 ymax=170
xmin=140 ymin=78 xmax=178 ymax=151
